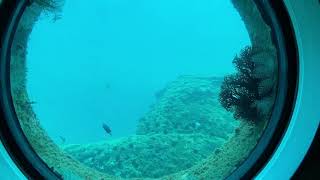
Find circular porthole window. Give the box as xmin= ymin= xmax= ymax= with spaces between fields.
xmin=0 ymin=0 xmax=298 ymax=179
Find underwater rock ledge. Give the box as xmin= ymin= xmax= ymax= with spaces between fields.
xmin=62 ymin=75 xmax=237 ymax=179
xmin=63 ymin=134 xmax=225 ymax=179
xmin=137 ymin=75 xmax=238 ymax=140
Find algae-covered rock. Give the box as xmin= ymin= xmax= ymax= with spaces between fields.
xmin=137 ymin=76 xmax=238 ymax=139
xmin=163 ymin=121 xmax=266 ymax=180
xmin=62 ymin=75 xmax=238 ymax=179
xmin=63 ymin=134 xmax=225 ymax=178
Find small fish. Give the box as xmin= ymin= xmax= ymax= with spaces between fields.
xmin=102 ymin=123 xmax=112 ymax=136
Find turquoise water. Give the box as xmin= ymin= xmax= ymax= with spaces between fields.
xmin=26 ymin=0 xmax=250 ymax=144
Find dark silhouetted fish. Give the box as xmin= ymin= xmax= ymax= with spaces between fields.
xmin=102 ymin=123 xmax=112 ymax=136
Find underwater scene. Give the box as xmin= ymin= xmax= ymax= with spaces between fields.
xmin=9 ymin=0 xmax=278 ymax=179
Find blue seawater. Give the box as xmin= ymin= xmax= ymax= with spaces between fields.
xmin=26 ymin=0 xmax=250 ymax=144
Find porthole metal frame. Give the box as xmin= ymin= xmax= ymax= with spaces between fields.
xmin=0 ymin=0 xmax=61 ymax=179
xmin=258 ymin=0 xmax=320 ymax=179
xmin=0 ymin=0 xmax=314 ymax=179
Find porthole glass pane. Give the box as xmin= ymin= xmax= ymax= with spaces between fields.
xmin=10 ymin=0 xmax=278 ymax=179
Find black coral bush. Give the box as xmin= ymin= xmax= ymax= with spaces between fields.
xmin=219 ymin=46 xmax=261 ymax=121
xmin=35 ymin=0 xmax=64 ymax=12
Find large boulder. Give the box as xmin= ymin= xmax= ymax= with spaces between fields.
xmin=137 ymin=76 xmax=238 ymax=140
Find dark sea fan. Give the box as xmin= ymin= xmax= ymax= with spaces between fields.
xmin=219 ymin=46 xmax=261 ymax=122
xmin=34 ymin=0 xmax=64 ymax=21
xmin=34 ymin=0 xmax=64 ymax=12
